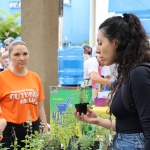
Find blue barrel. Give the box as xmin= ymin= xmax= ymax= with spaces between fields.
xmin=58 ymin=45 xmax=84 ymax=86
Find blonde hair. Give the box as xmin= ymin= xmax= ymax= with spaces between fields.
xmin=9 ymin=40 xmax=27 ymax=54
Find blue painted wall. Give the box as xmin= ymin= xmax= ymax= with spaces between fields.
xmin=1 ymin=0 xmax=149 ymax=44
xmin=0 ymin=0 xmax=90 ymax=45
xmin=109 ymin=0 xmax=150 ymax=35
xmin=63 ymin=0 xmax=90 ymax=45
xmin=0 ymin=0 xmax=21 ymax=17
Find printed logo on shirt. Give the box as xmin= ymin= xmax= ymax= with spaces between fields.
xmin=10 ymin=89 xmax=39 ymax=105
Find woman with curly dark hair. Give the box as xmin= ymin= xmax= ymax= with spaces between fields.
xmin=75 ymin=13 xmax=150 ymax=150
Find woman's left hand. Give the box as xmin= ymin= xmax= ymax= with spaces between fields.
xmin=0 ymin=118 xmax=7 ymax=141
xmin=74 ymin=107 xmax=99 ymax=124
xmin=0 ymin=118 xmax=7 ymax=132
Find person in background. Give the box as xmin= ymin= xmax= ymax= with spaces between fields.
xmin=0 ymin=37 xmax=15 ymax=70
xmin=0 ymin=52 xmax=5 ymax=72
xmin=82 ymin=44 xmax=97 ymax=61
xmin=75 ymin=13 xmax=150 ymax=149
xmin=91 ymin=44 xmax=100 ymax=58
xmin=82 ymin=44 xmax=92 ymax=61
xmin=95 ymin=44 xmax=117 ymax=91
xmin=83 ymin=54 xmax=112 ymax=99
xmin=3 ymin=37 xmax=14 ymax=51
xmin=0 ymin=40 xmax=48 ymax=149
xmin=84 ymin=54 xmax=111 ymax=86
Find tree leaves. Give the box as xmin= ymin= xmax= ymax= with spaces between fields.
xmin=0 ymin=9 xmax=21 ymax=45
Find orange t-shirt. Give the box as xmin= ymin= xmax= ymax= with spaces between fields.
xmin=0 ymin=69 xmax=45 ymax=124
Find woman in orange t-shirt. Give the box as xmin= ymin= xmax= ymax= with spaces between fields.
xmin=0 ymin=40 xmax=48 ymax=149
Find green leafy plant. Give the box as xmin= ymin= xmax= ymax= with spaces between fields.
xmin=67 ymin=123 xmax=106 ymax=150
xmin=78 ymin=134 xmax=95 ymax=150
xmin=9 ymin=108 xmax=110 ymax=150
xmin=0 ymin=143 xmax=9 ymax=150
xmin=0 ymin=9 xmax=21 ymax=45
xmin=75 ymin=85 xmax=92 ymax=115
xmin=78 ymin=118 xmax=112 ymax=150
xmin=42 ymin=133 xmax=61 ymax=150
xmin=50 ymin=108 xmax=80 ymax=150
xmin=21 ymin=131 xmax=45 ymax=150
xmin=77 ymin=86 xmax=89 ymax=104
xmin=8 ymin=108 xmax=80 ymax=150
xmin=10 ymin=139 xmax=20 ymax=150
xmin=67 ymin=136 xmax=79 ymax=150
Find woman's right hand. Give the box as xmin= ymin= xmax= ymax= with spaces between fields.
xmin=74 ymin=107 xmax=99 ymax=124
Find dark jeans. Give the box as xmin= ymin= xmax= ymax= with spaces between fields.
xmin=1 ymin=118 xmax=41 ymax=150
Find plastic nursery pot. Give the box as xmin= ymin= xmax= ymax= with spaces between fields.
xmin=92 ymin=141 xmax=101 ymax=150
xmin=75 ymin=103 xmax=89 ymax=115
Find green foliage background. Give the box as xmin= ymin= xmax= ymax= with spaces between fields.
xmin=0 ymin=9 xmax=21 ymax=46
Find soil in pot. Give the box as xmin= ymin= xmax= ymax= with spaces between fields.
xmin=75 ymin=103 xmax=89 ymax=115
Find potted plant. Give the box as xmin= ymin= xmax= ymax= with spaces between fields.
xmin=66 ymin=136 xmax=79 ymax=150
xmin=41 ymin=132 xmax=62 ymax=150
xmin=48 ymin=108 xmax=80 ymax=150
xmin=66 ymin=118 xmax=107 ymax=150
xmin=9 ymin=108 xmax=80 ymax=150
xmin=75 ymin=85 xmax=91 ymax=115
xmin=78 ymin=122 xmax=110 ymax=150
xmin=78 ymin=134 xmax=95 ymax=150
xmin=67 ymin=124 xmax=103 ymax=150
xmin=10 ymin=108 xmax=110 ymax=150
xmin=79 ymin=124 xmax=99 ymax=150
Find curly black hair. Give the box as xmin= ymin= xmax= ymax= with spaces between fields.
xmin=99 ymin=13 xmax=150 ymax=106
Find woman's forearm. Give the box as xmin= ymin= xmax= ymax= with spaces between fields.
xmin=94 ymin=117 xmax=116 ymax=131
xmin=38 ymin=101 xmax=48 ymax=133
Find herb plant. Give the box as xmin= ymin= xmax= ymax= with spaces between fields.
xmin=77 ymin=85 xmax=89 ymax=104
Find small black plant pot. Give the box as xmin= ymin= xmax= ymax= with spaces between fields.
xmin=92 ymin=141 xmax=101 ymax=150
xmin=75 ymin=103 xmax=89 ymax=115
